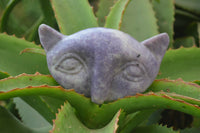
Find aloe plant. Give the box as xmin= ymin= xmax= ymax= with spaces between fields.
xmin=0 ymin=0 xmax=200 ymax=132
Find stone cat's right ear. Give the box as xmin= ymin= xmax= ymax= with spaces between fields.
xmin=141 ymin=33 xmax=169 ymax=62
xmin=39 ymin=24 xmax=65 ymax=52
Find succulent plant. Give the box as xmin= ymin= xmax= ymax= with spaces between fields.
xmin=0 ymin=0 xmax=200 ymax=133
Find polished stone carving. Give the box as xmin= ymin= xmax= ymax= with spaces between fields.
xmin=39 ymin=24 xmax=169 ymax=104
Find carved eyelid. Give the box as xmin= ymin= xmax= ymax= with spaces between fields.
xmin=120 ymin=61 xmax=146 ymax=82
xmin=54 ymin=53 xmax=87 ymax=74
xmin=121 ymin=61 xmax=145 ymax=72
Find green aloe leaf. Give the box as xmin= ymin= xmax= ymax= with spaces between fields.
xmin=181 ymin=127 xmax=200 ymax=133
xmin=175 ymin=0 xmax=200 ymax=15
xmin=2 ymin=0 xmax=42 ymax=39
xmin=173 ymin=36 xmax=195 ymax=48
xmin=0 ymin=85 xmax=200 ymax=129
xmin=0 ymin=0 xmax=10 ymax=10
xmin=185 ymin=22 xmax=199 ymax=46
xmin=0 ymin=0 xmax=21 ymax=32
xmin=0 ymin=73 xmax=92 ymax=127
xmin=25 ymin=16 xmax=44 ymax=43
xmin=20 ymin=48 xmax=46 ymax=56
xmin=120 ymin=0 xmax=159 ymax=41
xmin=0 ymin=73 xmax=59 ymax=124
xmin=51 ymin=0 xmax=98 ymax=35
xmin=14 ymin=97 xmax=51 ymax=128
xmin=0 ymin=85 xmax=95 ymax=128
xmin=0 ymin=71 xmax=9 ymax=79
xmin=39 ymin=0 xmax=56 ymax=27
xmin=1 ymin=74 xmax=200 ymax=128
xmin=148 ymin=79 xmax=200 ymax=100
xmin=105 ymin=0 xmax=130 ymax=29
xmin=18 ymin=96 xmax=55 ymax=125
xmin=40 ymin=96 xmax=65 ymax=114
xmin=25 ymin=0 xmax=56 ymax=43
xmin=96 ymin=0 xmax=117 ymax=27
xmin=198 ymin=23 xmax=200 ymax=40
xmin=51 ymin=101 xmax=120 ymax=133
xmin=0 ymin=73 xmax=58 ymax=90
xmin=93 ymin=92 xmax=200 ymax=128
xmin=132 ymin=125 xmax=178 ymax=133
xmin=152 ymin=0 xmax=175 ymax=48
xmin=175 ymin=9 xmax=200 ymax=21
xmin=120 ymin=109 xmax=156 ymax=133
xmin=0 ymin=34 xmax=49 ymax=76
xmin=157 ymin=47 xmax=200 ymax=81
xmin=0 ymin=106 xmax=50 ymax=133
xmin=194 ymin=80 xmax=200 ymax=85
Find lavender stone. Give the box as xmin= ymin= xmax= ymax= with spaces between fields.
xmin=39 ymin=24 xmax=169 ymax=104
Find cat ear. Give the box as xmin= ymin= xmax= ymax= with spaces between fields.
xmin=141 ymin=33 xmax=169 ymax=61
xmin=39 ymin=24 xmax=65 ymax=52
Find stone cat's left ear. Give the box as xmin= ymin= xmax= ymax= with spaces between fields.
xmin=141 ymin=33 xmax=169 ymax=61
xmin=38 ymin=24 xmax=65 ymax=52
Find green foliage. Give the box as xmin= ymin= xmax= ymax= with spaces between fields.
xmin=119 ymin=110 xmax=156 ymax=133
xmin=0 ymin=0 xmax=20 ymax=33
xmin=173 ymin=37 xmax=195 ymax=48
xmin=14 ymin=97 xmax=51 ymax=129
xmin=105 ymin=0 xmax=130 ymax=29
xmin=175 ymin=0 xmax=200 ymax=15
xmin=152 ymin=0 xmax=175 ymax=48
xmin=0 ymin=0 xmax=200 ymax=132
xmin=157 ymin=47 xmax=200 ymax=81
xmin=96 ymin=0 xmax=117 ymax=27
xmin=20 ymin=48 xmax=46 ymax=56
xmin=52 ymin=101 xmax=120 ymax=133
xmin=51 ymin=0 xmax=98 ymax=35
xmin=0 ymin=73 xmax=60 ymax=125
xmin=0 ymin=106 xmax=50 ymax=133
xmin=0 ymin=71 xmax=9 ymax=79
xmin=1 ymin=74 xmax=200 ymax=131
xmin=132 ymin=125 xmax=179 ymax=133
xmin=120 ymin=0 xmax=159 ymax=41
xmin=0 ymin=34 xmax=49 ymax=76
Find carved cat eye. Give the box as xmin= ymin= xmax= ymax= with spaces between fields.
xmin=54 ymin=53 xmax=85 ymax=74
xmin=122 ymin=62 xmax=145 ymax=82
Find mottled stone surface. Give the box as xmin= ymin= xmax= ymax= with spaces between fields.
xmin=39 ymin=24 xmax=169 ymax=104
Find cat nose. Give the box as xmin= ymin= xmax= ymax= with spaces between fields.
xmin=90 ymin=78 xmax=111 ymax=104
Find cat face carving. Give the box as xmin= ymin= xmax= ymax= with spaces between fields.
xmin=39 ymin=24 xmax=169 ymax=104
